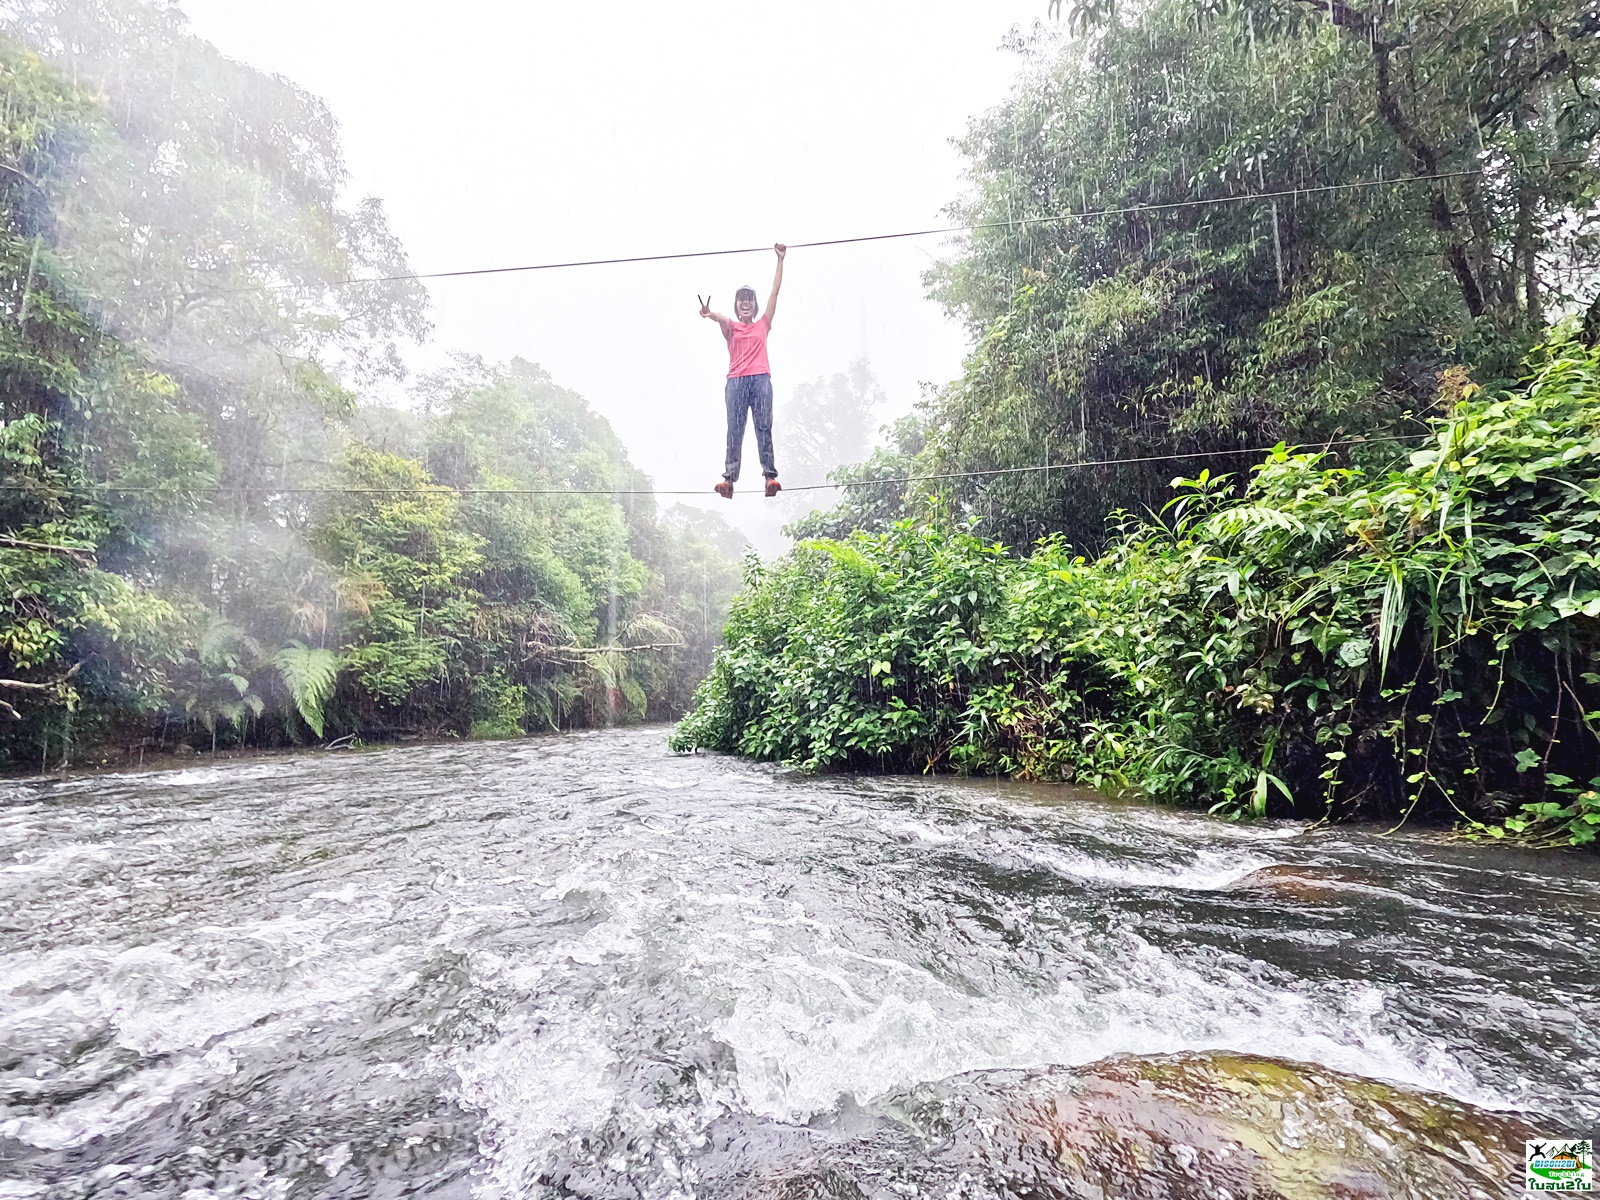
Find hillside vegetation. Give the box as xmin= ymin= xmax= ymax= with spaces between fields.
xmin=0 ymin=4 xmax=739 ymax=765
xmin=676 ymin=332 xmax=1600 ymax=845
xmin=678 ymin=0 xmax=1600 ymax=843
xmin=804 ymin=0 xmax=1600 ymax=548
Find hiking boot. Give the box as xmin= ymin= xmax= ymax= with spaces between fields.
xmin=764 ymin=478 xmax=782 ymax=498
xmin=714 ymin=480 xmax=734 ymax=499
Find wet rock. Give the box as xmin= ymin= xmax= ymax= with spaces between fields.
xmin=1232 ymin=863 xmax=1373 ymax=902
xmin=937 ymin=1052 xmax=1528 ymax=1198
xmin=709 ymin=1053 xmax=1534 ymax=1199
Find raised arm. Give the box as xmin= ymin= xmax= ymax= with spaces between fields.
xmin=699 ymin=294 xmax=734 ymax=336
xmin=765 ymin=244 xmax=786 ymax=326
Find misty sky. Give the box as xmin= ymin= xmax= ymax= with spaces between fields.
xmin=180 ymin=1 xmax=1049 ymax=543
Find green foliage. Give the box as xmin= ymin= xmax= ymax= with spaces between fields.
xmin=785 ymin=414 xmax=928 ymax=542
xmin=0 ymin=410 xmax=181 ymax=748
xmin=0 ymin=16 xmax=741 ymax=763
xmin=315 ymin=359 xmax=739 ymax=736
xmin=675 ymin=332 xmax=1600 ymax=847
xmin=175 ymin=619 xmax=265 ymax=738
xmin=469 ymin=670 xmax=527 ymax=740
xmin=793 ymin=0 xmax=1600 ymax=550
xmin=312 ymin=443 xmax=485 ymax=715
xmin=272 ymin=643 xmax=339 ymax=738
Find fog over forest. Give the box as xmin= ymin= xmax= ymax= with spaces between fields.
xmin=178 ymin=0 xmax=1049 ymax=552
xmin=1 ymin=0 xmax=1597 ymax=828
xmin=3 ymin=1 xmax=1600 ymax=1196
xmin=0 ymin=0 xmax=1057 ymax=762
xmin=0 ymin=0 xmax=769 ymax=761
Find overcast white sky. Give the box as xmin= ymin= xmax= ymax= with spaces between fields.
xmin=180 ymin=0 xmax=1048 ymax=544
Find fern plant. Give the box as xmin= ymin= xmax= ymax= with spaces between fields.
xmin=176 ymin=618 xmax=266 ymax=741
xmin=272 ymin=642 xmax=340 ymax=738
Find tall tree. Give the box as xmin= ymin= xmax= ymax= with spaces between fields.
xmin=782 ymin=359 xmax=886 ymax=489
xmin=0 ymin=7 xmax=740 ymax=761
xmin=907 ymin=0 xmax=1600 ymax=549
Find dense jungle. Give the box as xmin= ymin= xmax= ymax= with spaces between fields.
xmin=4 ymin=0 xmax=1599 ymax=848
xmin=3 ymin=3 xmax=1598 ymax=1196
xmin=676 ymin=0 xmax=1600 ymax=846
xmin=0 ymin=1 xmax=746 ymax=766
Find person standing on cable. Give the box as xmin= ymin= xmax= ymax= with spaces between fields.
xmin=700 ymin=243 xmax=785 ymax=498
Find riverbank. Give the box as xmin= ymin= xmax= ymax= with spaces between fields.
xmin=672 ymin=333 xmax=1600 ymax=848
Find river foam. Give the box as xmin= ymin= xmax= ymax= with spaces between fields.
xmin=3 ymin=729 xmax=1596 ymax=1199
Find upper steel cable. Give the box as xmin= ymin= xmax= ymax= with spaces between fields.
xmin=24 ymin=161 xmax=1495 ymax=495
xmin=253 ymin=163 xmax=1579 ymax=292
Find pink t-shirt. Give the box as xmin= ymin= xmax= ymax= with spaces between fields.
xmin=725 ymin=316 xmax=771 ymax=378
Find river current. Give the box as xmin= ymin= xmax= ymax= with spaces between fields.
xmin=1 ymin=727 xmax=1596 ymax=1198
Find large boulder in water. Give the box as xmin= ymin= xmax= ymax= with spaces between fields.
xmin=1230 ymin=864 xmax=1376 ymax=902
xmin=907 ymin=1052 xmax=1532 ymax=1198
xmin=716 ymin=1052 xmax=1534 ymax=1199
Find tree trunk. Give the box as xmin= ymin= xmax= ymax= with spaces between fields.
xmin=1298 ymin=0 xmax=1487 ymax=318
xmin=1460 ymin=175 xmax=1507 ymax=310
xmin=1371 ymin=43 xmax=1485 ymax=317
xmin=1516 ymin=170 xmax=1541 ymax=322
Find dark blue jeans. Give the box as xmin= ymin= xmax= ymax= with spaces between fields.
xmin=724 ymin=372 xmax=776 ymax=482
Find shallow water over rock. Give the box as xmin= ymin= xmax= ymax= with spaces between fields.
xmin=1 ymin=728 xmax=1595 ymax=1198
xmin=690 ymin=1051 xmax=1535 ymax=1199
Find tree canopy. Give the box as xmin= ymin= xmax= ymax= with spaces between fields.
xmin=675 ymin=0 xmax=1600 ymax=844
xmin=0 ymin=1 xmax=742 ymax=764
xmin=807 ymin=0 xmax=1600 ymax=549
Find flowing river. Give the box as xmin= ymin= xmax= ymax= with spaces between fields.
xmin=2 ymin=727 xmax=1596 ymax=1198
